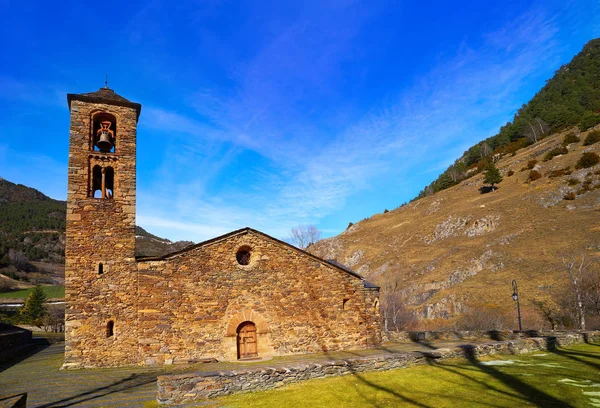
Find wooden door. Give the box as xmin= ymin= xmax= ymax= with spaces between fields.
xmin=237 ymin=322 xmax=258 ymax=359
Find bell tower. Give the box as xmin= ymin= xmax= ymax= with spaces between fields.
xmin=64 ymin=86 xmax=142 ymax=368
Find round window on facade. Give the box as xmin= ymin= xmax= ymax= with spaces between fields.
xmin=236 ymin=246 xmax=252 ymax=266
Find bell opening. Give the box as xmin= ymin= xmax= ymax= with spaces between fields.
xmin=92 ymin=113 xmax=116 ymax=153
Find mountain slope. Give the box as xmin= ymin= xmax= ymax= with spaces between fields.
xmin=312 ymin=128 xmax=600 ymax=329
xmin=0 ymin=178 xmax=193 ymax=287
xmin=418 ymin=38 xmax=600 ymax=200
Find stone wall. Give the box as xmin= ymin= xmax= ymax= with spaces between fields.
xmin=157 ymin=332 xmax=600 ymax=405
xmin=0 ymin=324 xmax=31 ymax=352
xmin=384 ymin=329 xmax=588 ymax=342
xmin=137 ymin=230 xmax=380 ymax=365
xmin=64 ymin=97 xmax=139 ymax=368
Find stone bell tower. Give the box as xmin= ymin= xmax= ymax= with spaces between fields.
xmin=64 ymin=86 xmax=141 ymax=368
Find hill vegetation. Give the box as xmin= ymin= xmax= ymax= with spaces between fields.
xmin=312 ymin=39 xmax=600 ymax=331
xmin=0 ymin=178 xmax=193 ymax=290
xmin=416 ymin=38 xmax=600 ymax=199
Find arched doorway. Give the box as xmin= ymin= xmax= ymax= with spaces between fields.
xmin=236 ymin=321 xmax=258 ymax=359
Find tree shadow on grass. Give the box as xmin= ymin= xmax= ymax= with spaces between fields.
xmin=36 ymin=372 xmax=158 ymax=408
xmin=546 ymin=336 xmax=600 ymax=371
xmin=428 ymin=358 xmax=525 ymax=404
xmin=459 ymin=345 xmax=573 ymax=407
xmin=320 ymin=348 xmax=501 ymax=408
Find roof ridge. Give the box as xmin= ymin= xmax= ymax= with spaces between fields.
xmin=135 ymin=227 xmax=375 ymax=286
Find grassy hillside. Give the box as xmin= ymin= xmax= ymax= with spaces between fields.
xmin=0 ymin=285 xmax=64 ymax=299
xmin=312 ymin=127 xmax=600 ymax=330
xmin=418 ymin=38 xmax=600 ymax=199
xmin=311 ymin=38 xmax=600 ymax=331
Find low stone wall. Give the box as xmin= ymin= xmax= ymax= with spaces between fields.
xmin=383 ymin=329 xmax=571 ymax=343
xmin=157 ymin=331 xmax=599 ymax=405
xmin=0 ymin=324 xmax=32 ymax=352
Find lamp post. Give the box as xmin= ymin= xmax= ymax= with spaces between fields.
xmin=512 ymin=279 xmax=523 ymax=331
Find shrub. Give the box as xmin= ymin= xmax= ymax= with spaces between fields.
xmin=528 ymin=170 xmax=542 ymax=181
xmin=562 ymin=132 xmax=580 ymax=146
xmin=383 ymin=209 xmax=389 ymax=213
xmin=543 ymin=146 xmax=569 ymax=162
xmin=576 ymin=152 xmax=600 ymax=169
xmin=347 ymin=222 xmax=353 ymax=229
xmin=453 ymin=308 xmax=511 ymax=330
xmin=520 ymin=160 xmax=537 ymax=172
xmin=583 ymin=130 xmax=600 ymax=146
xmin=563 ymin=192 xmax=576 ymax=200
xmin=507 ymin=170 xmax=514 ymax=177
xmin=548 ymin=167 xmax=571 ymax=178
xmin=567 ymin=178 xmax=579 ymax=186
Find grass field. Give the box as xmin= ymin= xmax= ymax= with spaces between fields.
xmin=0 ymin=285 xmax=64 ymax=299
xmin=219 ymin=343 xmax=600 ymax=407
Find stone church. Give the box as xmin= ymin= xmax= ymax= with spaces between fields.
xmin=64 ymin=87 xmax=381 ymax=368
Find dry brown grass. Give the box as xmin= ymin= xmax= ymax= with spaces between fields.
xmin=312 ymin=128 xmax=600 ymax=329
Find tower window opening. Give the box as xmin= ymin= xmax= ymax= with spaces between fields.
xmin=91 ymin=166 xmax=115 ymax=199
xmin=92 ymin=165 xmax=102 ymax=198
xmin=98 ymin=263 xmax=104 ymax=275
xmin=106 ymin=320 xmax=114 ymax=338
xmin=343 ymin=298 xmax=349 ymax=310
xmin=92 ymin=113 xmax=116 ymax=153
xmin=104 ymin=167 xmax=114 ymax=198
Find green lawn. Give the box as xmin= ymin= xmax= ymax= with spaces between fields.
xmin=219 ymin=344 xmax=600 ymax=407
xmin=0 ymin=285 xmax=64 ymax=299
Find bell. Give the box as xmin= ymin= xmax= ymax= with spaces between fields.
xmin=97 ymin=130 xmax=113 ymax=152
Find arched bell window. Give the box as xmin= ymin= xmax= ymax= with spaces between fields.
xmin=92 ymin=113 xmax=117 ymax=153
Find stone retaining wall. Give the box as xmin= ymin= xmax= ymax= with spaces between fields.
xmin=157 ymin=331 xmax=599 ymax=405
xmin=384 ymin=329 xmax=570 ymax=343
xmin=0 ymin=325 xmax=32 ymax=352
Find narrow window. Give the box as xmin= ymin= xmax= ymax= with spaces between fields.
xmin=92 ymin=165 xmax=102 ymax=198
xmin=342 ymin=298 xmax=349 ymax=310
xmin=98 ymin=263 xmax=104 ymax=275
xmin=106 ymin=320 xmax=114 ymax=338
xmin=104 ymin=167 xmax=114 ymax=198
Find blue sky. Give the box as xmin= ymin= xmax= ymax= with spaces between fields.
xmin=0 ymin=1 xmax=598 ymax=242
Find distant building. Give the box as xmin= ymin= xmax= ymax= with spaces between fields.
xmin=63 ymin=87 xmax=381 ymax=368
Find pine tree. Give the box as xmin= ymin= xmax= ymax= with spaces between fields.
xmin=19 ymin=285 xmax=47 ymax=327
xmin=483 ymin=163 xmax=503 ymax=189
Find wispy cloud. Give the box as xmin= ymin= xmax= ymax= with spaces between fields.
xmin=0 ymin=144 xmax=66 ymax=200
xmin=0 ymin=76 xmax=66 ymax=108
xmin=134 ymin=4 xmax=575 ymax=242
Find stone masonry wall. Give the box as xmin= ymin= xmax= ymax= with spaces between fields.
xmin=157 ymin=331 xmax=600 ymax=405
xmin=64 ymin=99 xmax=139 ymax=368
xmin=137 ymin=230 xmax=379 ymax=365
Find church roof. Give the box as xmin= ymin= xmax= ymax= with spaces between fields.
xmin=136 ymin=227 xmax=379 ymax=289
xmin=67 ymin=87 xmax=142 ymax=120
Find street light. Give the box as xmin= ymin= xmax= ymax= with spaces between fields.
xmin=512 ymin=279 xmax=523 ymax=331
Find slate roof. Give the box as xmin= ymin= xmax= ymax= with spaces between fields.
xmin=67 ymin=87 xmax=142 ymax=120
xmin=136 ymin=227 xmax=379 ymax=289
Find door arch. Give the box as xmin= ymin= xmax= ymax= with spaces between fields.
xmin=236 ymin=321 xmax=258 ymax=359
